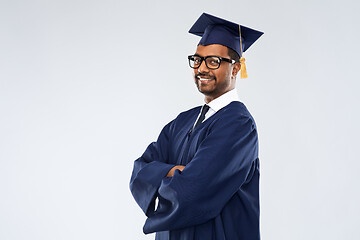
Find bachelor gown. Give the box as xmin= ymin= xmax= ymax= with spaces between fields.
xmin=130 ymin=101 xmax=260 ymax=240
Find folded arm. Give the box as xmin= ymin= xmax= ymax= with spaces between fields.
xmin=143 ymin=116 xmax=259 ymax=233
xmin=129 ymin=121 xmax=175 ymax=216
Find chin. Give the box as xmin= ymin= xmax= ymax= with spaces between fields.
xmin=197 ymin=86 xmax=215 ymax=95
xmin=196 ymin=79 xmax=215 ymax=89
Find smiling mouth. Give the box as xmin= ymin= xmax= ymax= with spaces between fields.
xmin=198 ymin=77 xmax=213 ymax=81
xmin=196 ymin=76 xmax=215 ymax=82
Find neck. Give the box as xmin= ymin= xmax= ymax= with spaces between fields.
xmin=204 ymin=88 xmax=235 ymax=104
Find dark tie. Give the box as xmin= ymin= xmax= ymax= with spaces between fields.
xmin=193 ymin=104 xmax=210 ymax=130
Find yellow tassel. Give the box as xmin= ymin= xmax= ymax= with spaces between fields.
xmin=240 ymin=57 xmax=248 ymax=79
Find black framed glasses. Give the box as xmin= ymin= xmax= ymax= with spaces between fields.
xmin=188 ymin=55 xmax=236 ymax=70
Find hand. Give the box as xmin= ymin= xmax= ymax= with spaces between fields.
xmin=166 ymin=165 xmax=185 ymax=177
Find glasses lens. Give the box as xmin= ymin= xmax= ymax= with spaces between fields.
xmin=205 ymin=57 xmax=221 ymax=69
xmin=189 ymin=56 xmax=202 ymax=68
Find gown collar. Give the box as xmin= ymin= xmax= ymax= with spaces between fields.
xmin=206 ymin=88 xmax=240 ymax=113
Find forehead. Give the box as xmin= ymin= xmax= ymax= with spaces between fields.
xmin=195 ymin=44 xmax=230 ymax=57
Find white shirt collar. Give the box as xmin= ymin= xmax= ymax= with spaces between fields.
xmin=193 ymin=88 xmax=240 ymax=128
xmin=206 ymin=88 xmax=240 ymax=113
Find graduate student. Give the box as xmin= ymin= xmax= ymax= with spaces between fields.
xmin=130 ymin=12 xmax=264 ymax=240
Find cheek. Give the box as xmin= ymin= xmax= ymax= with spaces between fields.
xmin=215 ymin=68 xmax=231 ymax=81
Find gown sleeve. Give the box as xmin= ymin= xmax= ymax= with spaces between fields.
xmin=129 ymin=121 xmax=176 ymax=216
xmin=143 ymin=116 xmax=259 ymax=234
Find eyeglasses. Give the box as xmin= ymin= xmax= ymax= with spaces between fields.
xmin=188 ymin=55 xmax=236 ymax=70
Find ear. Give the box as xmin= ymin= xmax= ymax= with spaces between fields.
xmin=232 ymin=62 xmax=241 ymax=78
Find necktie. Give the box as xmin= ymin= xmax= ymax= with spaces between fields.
xmin=193 ymin=104 xmax=210 ymax=130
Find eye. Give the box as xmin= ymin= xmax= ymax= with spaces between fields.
xmin=207 ymin=57 xmax=220 ymax=66
xmin=193 ymin=57 xmax=202 ymax=65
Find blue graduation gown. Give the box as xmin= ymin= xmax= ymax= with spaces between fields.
xmin=130 ymin=101 xmax=260 ymax=240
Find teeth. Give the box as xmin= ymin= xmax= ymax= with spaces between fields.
xmin=199 ymin=78 xmax=213 ymax=81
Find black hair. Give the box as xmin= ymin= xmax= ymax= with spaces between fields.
xmin=227 ymin=47 xmax=240 ymax=62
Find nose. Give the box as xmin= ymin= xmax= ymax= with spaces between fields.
xmin=197 ymin=59 xmax=209 ymax=73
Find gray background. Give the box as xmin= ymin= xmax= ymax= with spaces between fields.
xmin=1 ymin=0 xmax=359 ymax=239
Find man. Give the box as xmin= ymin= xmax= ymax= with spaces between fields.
xmin=130 ymin=13 xmax=263 ymax=240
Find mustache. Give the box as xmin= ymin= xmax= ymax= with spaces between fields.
xmin=195 ymin=72 xmax=216 ymax=80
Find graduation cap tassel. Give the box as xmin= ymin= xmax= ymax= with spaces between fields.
xmin=239 ymin=25 xmax=248 ymax=79
xmin=240 ymin=57 xmax=248 ymax=79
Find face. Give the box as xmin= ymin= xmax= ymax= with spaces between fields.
xmin=193 ymin=44 xmax=240 ymax=103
